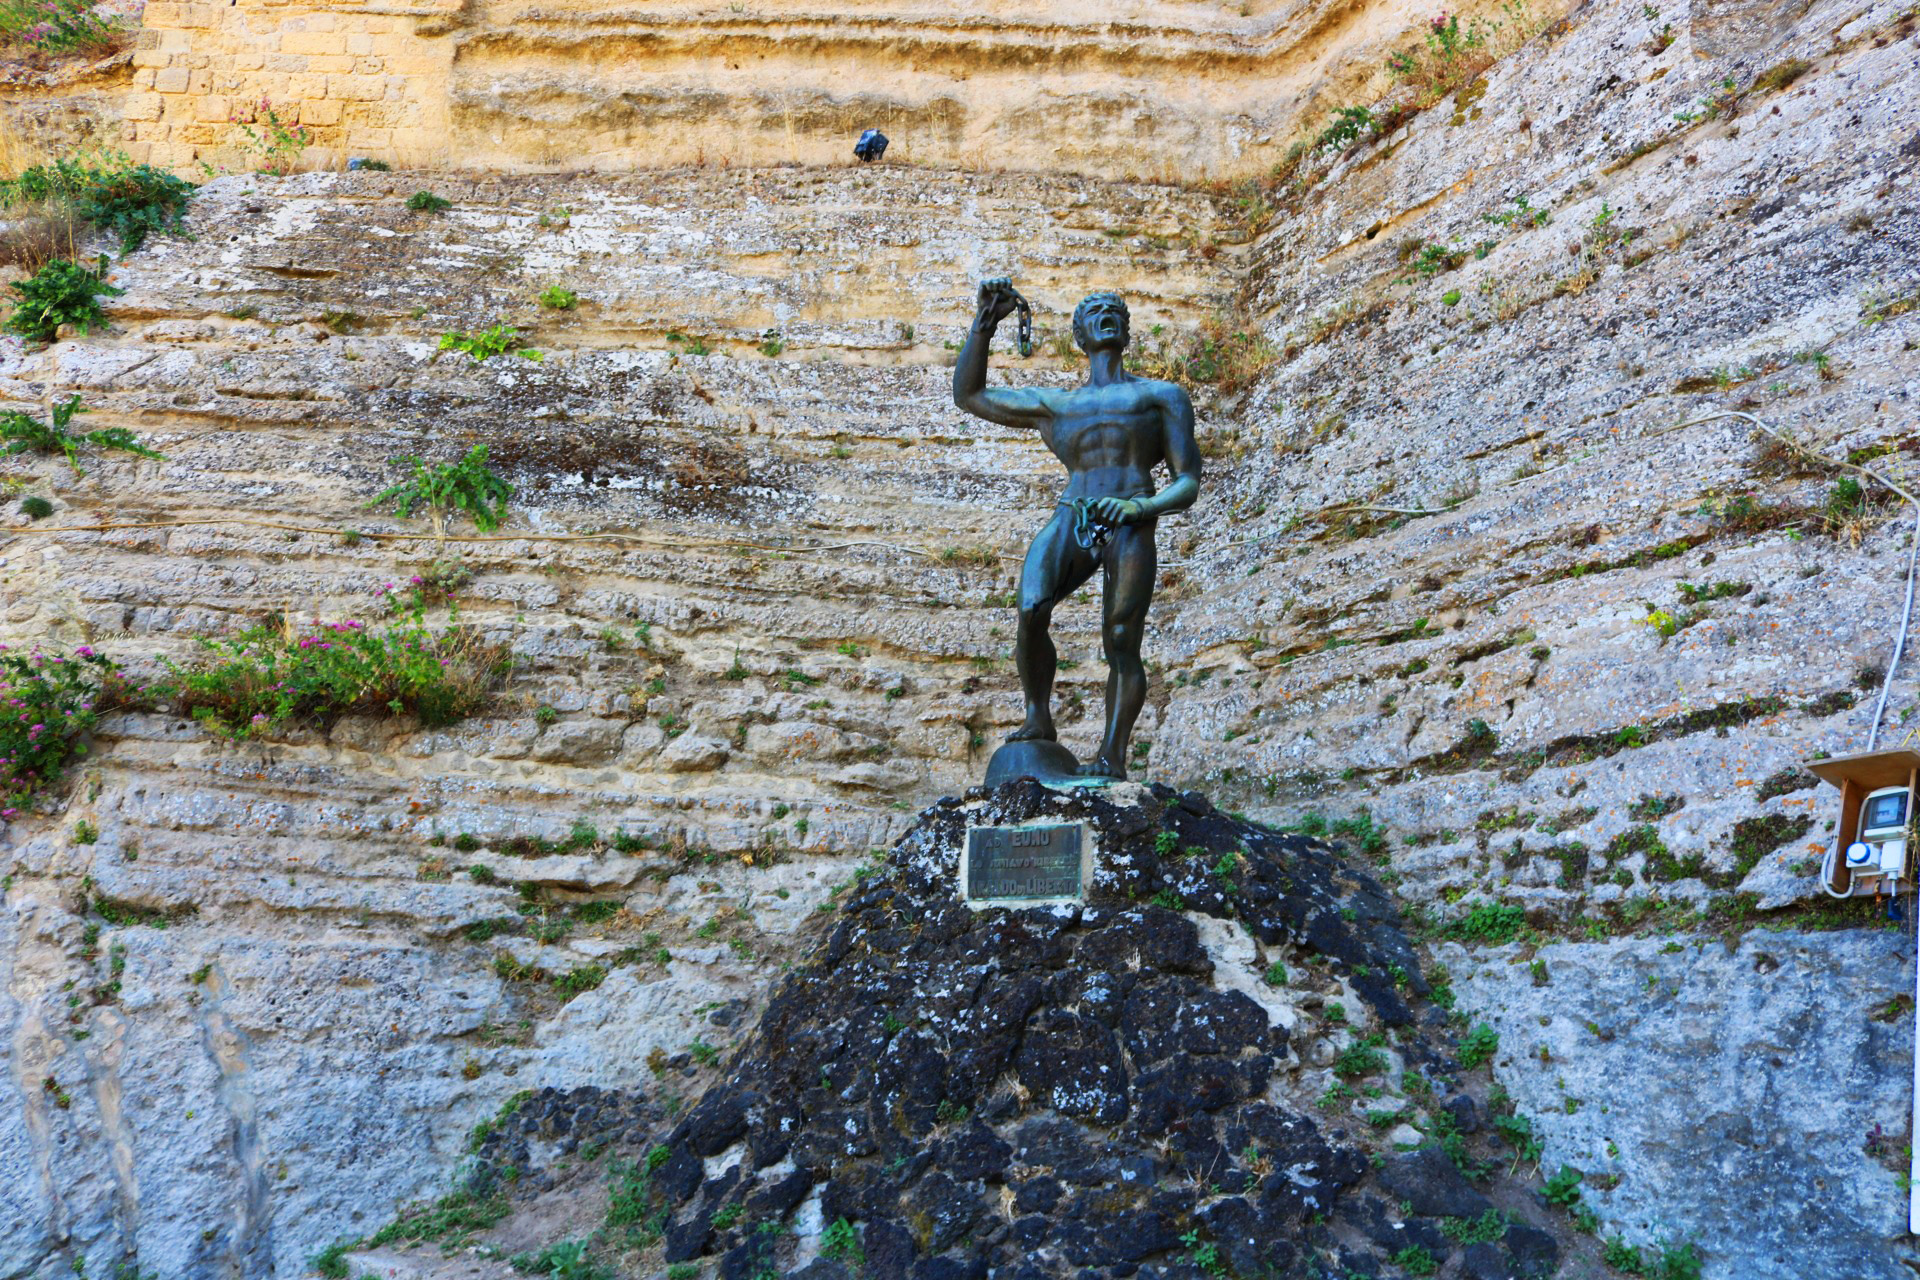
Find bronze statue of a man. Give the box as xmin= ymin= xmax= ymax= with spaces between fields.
xmin=953 ymin=279 xmax=1201 ymax=779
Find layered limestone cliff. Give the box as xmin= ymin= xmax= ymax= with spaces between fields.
xmin=18 ymin=0 xmax=1570 ymax=181
xmin=0 ymin=0 xmax=1918 ymax=1275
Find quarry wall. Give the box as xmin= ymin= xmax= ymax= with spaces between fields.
xmin=0 ymin=0 xmax=1917 ymax=1275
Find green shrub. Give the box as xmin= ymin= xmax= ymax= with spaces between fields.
xmin=538 ymin=285 xmax=578 ymax=310
xmin=0 ymin=644 xmax=132 ymax=818
xmin=366 ymin=445 xmax=513 ymax=533
xmin=70 ymin=163 xmax=194 ymax=252
xmin=438 ymin=323 xmax=541 ymax=363
xmin=6 ymin=255 xmax=122 ymax=342
xmin=406 ymin=190 xmax=452 ymax=213
xmin=19 ymin=495 xmax=52 ymax=519
xmin=1314 ymin=105 xmax=1377 ymax=152
xmin=162 ymin=610 xmax=507 ymax=740
xmin=0 ymin=394 xmax=163 ymax=474
xmin=1457 ymin=1023 xmax=1499 ymax=1069
xmin=0 ymin=152 xmax=195 ymax=252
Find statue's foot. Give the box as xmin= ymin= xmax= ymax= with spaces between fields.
xmin=1079 ymin=755 xmax=1126 ymax=780
xmin=1007 ymin=718 xmax=1057 ymax=743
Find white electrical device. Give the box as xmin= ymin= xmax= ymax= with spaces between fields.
xmin=1799 ymin=748 xmax=1920 ymax=1236
xmin=1858 ymin=786 xmax=1911 ymax=881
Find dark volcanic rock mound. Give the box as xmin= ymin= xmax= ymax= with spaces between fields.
xmin=493 ymin=781 xmax=1568 ymax=1278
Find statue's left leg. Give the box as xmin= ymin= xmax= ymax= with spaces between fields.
xmin=1082 ymin=518 xmax=1157 ymax=779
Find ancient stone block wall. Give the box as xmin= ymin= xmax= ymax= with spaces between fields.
xmin=120 ymin=0 xmax=457 ymax=170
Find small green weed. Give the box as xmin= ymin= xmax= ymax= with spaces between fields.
xmin=553 ymin=965 xmax=607 ymax=999
xmin=438 ymin=323 xmax=541 ymax=363
xmin=1332 ymin=1039 xmax=1389 ymax=1078
xmin=508 ymin=1240 xmax=611 ymax=1280
xmin=1543 ymin=1164 xmax=1584 ymax=1208
xmin=0 ymin=394 xmax=162 ymax=474
xmin=820 ymin=1217 xmax=864 ymax=1264
xmin=1391 ymin=1243 xmax=1438 ymax=1276
xmin=310 ymin=1237 xmax=361 ymax=1280
xmin=367 ymin=445 xmax=513 ymax=533
xmin=1449 ymin=901 xmax=1526 ymax=944
xmin=406 ymin=191 xmax=452 ymax=213
xmin=367 ymin=1185 xmax=508 ymax=1247
xmin=1457 ymin=1023 xmax=1499 ymax=1070
xmin=1440 ymin=1208 xmax=1508 ymax=1242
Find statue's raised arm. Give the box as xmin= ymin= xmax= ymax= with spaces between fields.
xmin=952 ymin=277 xmax=1055 ymax=430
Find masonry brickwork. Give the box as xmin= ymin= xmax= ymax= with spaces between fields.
xmin=120 ymin=0 xmax=454 ymax=170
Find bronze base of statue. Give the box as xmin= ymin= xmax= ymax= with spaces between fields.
xmin=984 ymin=739 xmax=1113 ymax=789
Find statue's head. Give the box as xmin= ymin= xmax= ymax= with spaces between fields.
xmin=1071 ymin=291 xmax=1130 ymax=354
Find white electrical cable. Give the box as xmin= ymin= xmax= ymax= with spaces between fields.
xmin=1665 ymin=410 xmax=1920 ymax=900
xmin=1819 ymin=841 xmax=1853 ymax=898
xmin=1868 ymin=502 xmax=1920 ymax=751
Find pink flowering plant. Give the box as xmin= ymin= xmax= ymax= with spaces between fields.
xmin=232 ymin=98 xmax=311 ymax=177
xmin=163 ymin=608 xmax=508 ymax=741
xmin=0 ymin=0 xmax=125 ymax=57
xmin=1384 ymin=7 xmax=1517 ymax=107
xmin=0 ymin=644 xmax=134 ymax=818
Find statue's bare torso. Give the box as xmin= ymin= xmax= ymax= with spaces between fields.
xmin=1035 ymin=380 xmax=1189 ymax=501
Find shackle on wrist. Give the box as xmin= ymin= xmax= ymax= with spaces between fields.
xmin=985 ymin=279 xmax=1034 ymax=358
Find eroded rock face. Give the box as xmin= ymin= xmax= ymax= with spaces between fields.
xmin=1448 ymin=931 xmax=1920 ymax=1279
